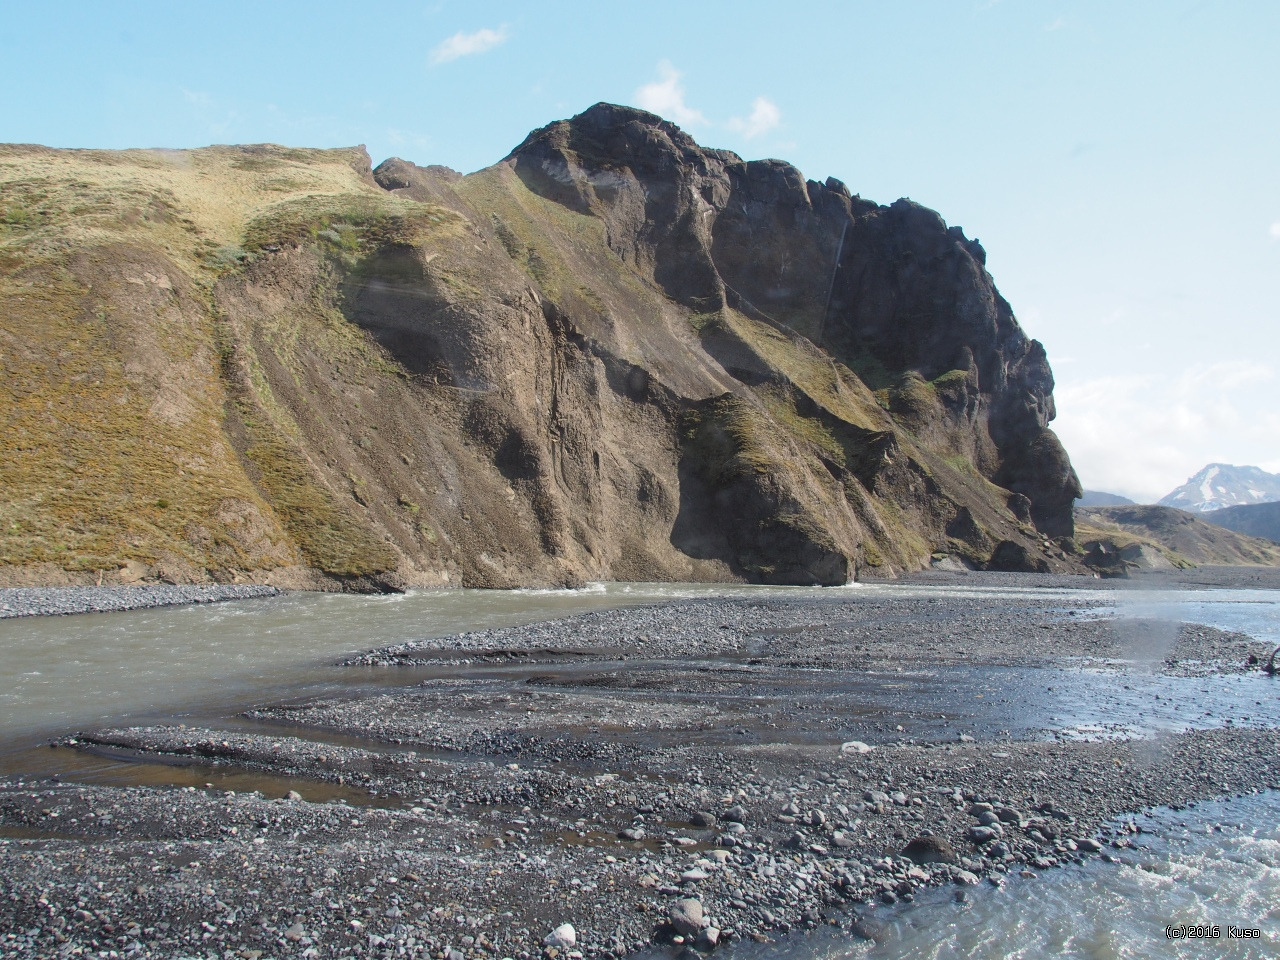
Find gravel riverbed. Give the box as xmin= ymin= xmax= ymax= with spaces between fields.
xmin=0 ymin=585 xmax=279 ymax=619
xmin=2 ymin=573 xmax=1279 ymax=959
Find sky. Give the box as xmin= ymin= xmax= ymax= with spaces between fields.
xmin=2 ymin=0 xmax=1277 ymax=502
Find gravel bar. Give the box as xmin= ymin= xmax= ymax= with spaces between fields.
xmin=2 ymin=573 xmax=1279 ymax=959
xmin=0 ymin=584 xmax=279 ymax=619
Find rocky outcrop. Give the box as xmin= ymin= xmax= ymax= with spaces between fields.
xmin=506 ymin=104 xmax=1081 ymax=540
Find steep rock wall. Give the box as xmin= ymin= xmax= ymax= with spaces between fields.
xmin=507 ymin=103 xmax=1081 ymax=538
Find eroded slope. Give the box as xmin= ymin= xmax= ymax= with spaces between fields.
xmin=2 ymin=106 xmax=1088 ymax=587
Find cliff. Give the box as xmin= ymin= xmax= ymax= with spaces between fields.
xmin=0 ymin=104 xmax=1083 ymax=588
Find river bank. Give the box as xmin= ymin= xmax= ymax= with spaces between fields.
xmin=3 ymin=563 xmax=1280 ymax=622
xmin=2 ymin=576 xmax=1279 ymax=958
xmin=0 ymin=584 xmax=279 ymax=619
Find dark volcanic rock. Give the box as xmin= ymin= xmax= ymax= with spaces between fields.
xmin=987 ymin=540 xmax=1051 ymax=573
xmin=508 ymin=103 xmax=1081 ymax=542
xmin=902 ymin=834 xmax=958 ymax=865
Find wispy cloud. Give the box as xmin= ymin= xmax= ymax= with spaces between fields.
xmin=1270 ymin=221 xmax=1280 ymax=239
xmin=179 ymin=88 xmax=240 ymax=138
xmin=635 ymin=63 xmax=783 ymax=142
xmin=387 ymin=127 xmax=432 ymax=154
xmin=634 ymin=61 xmax=708 ymax=128
xmin=1176 ymin=360 xmax=1272 ymax=392
xmin=1054 ymin=360 xmax=1277 ymax=501
xmin=727 ymin=97 xmax=781 ymax=139
xmin=430 ymin=25 xmax=509 ymax=65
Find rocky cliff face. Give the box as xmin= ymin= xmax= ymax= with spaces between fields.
xmin=0 ymin=105 xmax=1082 ymax=588
xmin=505 ymin=104 xmax=1080 ymax=537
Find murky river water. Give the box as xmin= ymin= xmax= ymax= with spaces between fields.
xmin=3 ymin=579 xmax=1280 ymax=957
xmin=0 ymin=582 xmax=813 ymax=746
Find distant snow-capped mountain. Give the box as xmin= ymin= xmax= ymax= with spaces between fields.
xmin=1158 ymin=464 xmax=1280 ymax=513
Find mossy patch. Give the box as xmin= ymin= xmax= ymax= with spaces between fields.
xmin=681 ymin=395 xmax=781 ymax=487
xmin=887 ymin=372 xmax=941 ymax=423
xmin=760 ymin=388 xmax=845 ymax=467
xmin=931 ymin=368 xmax=970 ymax=389
xmin=243 ymin=194 xmax=457 ymax=255
xmin=235 ymin=410 xmax=395 ymax=575
xmin=717 ymin=308 xmax=888 ymax=432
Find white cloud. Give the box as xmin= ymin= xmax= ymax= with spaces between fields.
xmin=429 ymin=25 xmax=508 ymax=65
xmin=1176 ymin=360 xmax=1271 ymax=392
xmin=635 ymin=64 xmax=782 ymax=141
xmin=1270 ymin=221 xmax=1280 ymax=239
xmin=634 ymin=61 xmax=707 ymax=128
xmin=1053 ymin=360 xmax=1277 ymax=502
xmin=727 ymin=97 xmax=781 ymax=140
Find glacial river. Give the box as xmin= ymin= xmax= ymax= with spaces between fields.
xmin=3 ymin=578 xmax=1280 ymax=958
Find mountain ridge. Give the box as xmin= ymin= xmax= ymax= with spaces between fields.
xmin=1158 ymin=463 xmax=1280 ymax=513
xmin=1077 ymin=490 xmax=1136 ymax=507
xmin=1075 ymin=504 xmax=1280 ymax=571
xmin=1200 ymin=502 xmax=1280 ymax=544
xmin=1 ymin=104 xmax=1087 ymax=588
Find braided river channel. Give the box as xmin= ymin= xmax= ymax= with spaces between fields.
xmin=3 ymin=576 xmax=1280 ymax=958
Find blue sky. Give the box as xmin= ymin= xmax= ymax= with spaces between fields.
xmin=4 ymin=0 xmax=1277 ymax=500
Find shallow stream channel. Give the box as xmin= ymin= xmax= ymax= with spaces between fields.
xmin=3 ymin=575 xmax=1280 ymax=958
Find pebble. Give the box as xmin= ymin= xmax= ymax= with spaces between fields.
xmin=669 ymin=898 xmax=705 ymax=937
xmin=544 ymin=923 xmax=576 ymax=949
xmin=901 ymin=834 xmax=958 ymax=865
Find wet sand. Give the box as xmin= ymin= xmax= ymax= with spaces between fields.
xmin=2 ymin=570 xmax=1279 ymax=959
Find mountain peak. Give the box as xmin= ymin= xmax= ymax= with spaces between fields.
xmin=506 ymin=101 xmax=742 ymax=173
xmin=1158 ymin=464 xmax=1280 ymax=513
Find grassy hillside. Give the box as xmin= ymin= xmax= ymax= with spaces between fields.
xmin=1 ymin=139 xmax=1093 ymax=587
xmin=1076 ymin=505 xmax=1280 ymax=570
xmin=0 ymin=144 xmax=414 ymax=583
